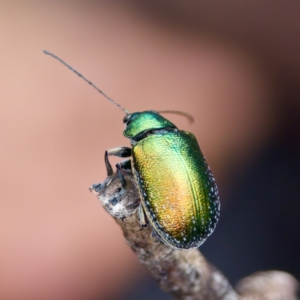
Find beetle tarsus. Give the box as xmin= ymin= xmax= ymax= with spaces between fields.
xmin=89 ymin=183 xmax=102 ymax=192
xmin=109 ymin=187 xmax=126 ymax=206
xmin=109 ymin=196 xmax=119 ymax=206
xmin=90 ymin=176 xmax=113 ymax=193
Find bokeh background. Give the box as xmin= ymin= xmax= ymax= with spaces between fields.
xmin=1 ymin=1 xmax=299 ymax=299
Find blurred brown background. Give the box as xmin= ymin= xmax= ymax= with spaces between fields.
xmin=0 ymin=1 xmax=299 ymax=299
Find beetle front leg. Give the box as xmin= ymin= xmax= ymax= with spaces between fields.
xmin=104 ymin=146 xmax=132 ymax=177
xmin=90 ymin=146 xmax=131 ymax=192
xmin=109 ymin=159 xmax=132 ymax=205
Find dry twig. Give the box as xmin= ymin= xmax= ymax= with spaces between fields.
xmin=95 ymin=173 xmax=298 ymax=300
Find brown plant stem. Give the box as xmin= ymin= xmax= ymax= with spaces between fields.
xmin=95 ymin=173 xmax=298 ymax=300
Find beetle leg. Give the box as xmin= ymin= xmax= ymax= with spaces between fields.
xmin=138 ymin=203 xmax=148 ymax=227
xmin=89 ymin=182 xmax=103 ymax=192
xmin=90 ymin=146 xmax=131 ymax=193
xmin=108 ymin=159 xmax=132 ymax=206
xmin=105 ymin=147 xmax=132 ymax=177
xmin=116 ymin=159 xmax=131 ymax=186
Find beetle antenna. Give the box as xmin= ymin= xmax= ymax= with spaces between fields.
xmin=158 ymin=110 xmax=194 ymax=124
xmin=43 ymin=50 xmax=130 ymax=114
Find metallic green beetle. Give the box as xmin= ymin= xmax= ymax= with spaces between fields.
xmin=44 ymin=51 xmax=220 ymax=250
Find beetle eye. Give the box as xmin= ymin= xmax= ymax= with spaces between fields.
xmin=123 ymin=114 xmax=130 ymax=124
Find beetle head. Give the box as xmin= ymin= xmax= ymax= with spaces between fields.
xmin=123 ymin=111 xmax=176 ymax=139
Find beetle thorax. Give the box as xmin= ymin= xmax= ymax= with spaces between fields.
xmin=123 ymin=111 xmax=177 ymax=142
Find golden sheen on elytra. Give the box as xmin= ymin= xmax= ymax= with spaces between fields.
xmin=132 ymin=125 xmax=220 ymax=249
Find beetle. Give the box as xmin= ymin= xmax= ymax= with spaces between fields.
xmin=44 ymin=50 xmax=220 ymax=250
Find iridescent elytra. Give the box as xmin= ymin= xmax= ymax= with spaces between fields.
xmin=44 ymin=50 xmax=220 ymax=250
